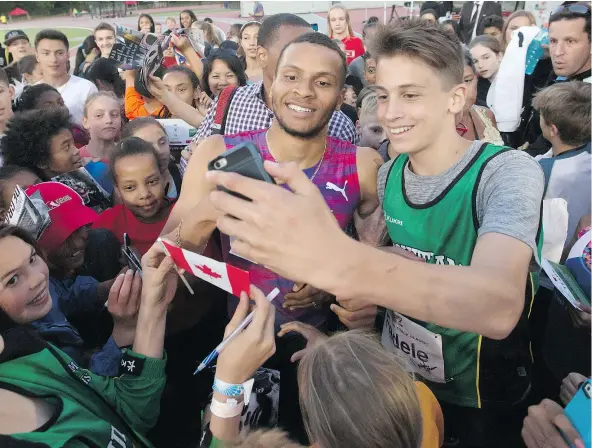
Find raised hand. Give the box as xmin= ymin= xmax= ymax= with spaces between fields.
xmin=277 ymin=321 xmax=328 ymax=362
xmin=560 ymin=372 xmax=588 ymax=406
xmin=171 ymin=34 xmax=192 ymax=53
xmin=147 ymin=75 xmax=168 ymax=103
xmin=108 ymin=269 xmax=142 ymax=347
xmin=330 ymin=302 xmax=377 ymax=330
xmin=207 ymin=161 xmax=350 ymax=293
xmin=215 ymin=285 xmax=276 ymax=384
xmin=522 ymin=399 xmax=585 ymax=448
xmin=140 ymin=242 xmax=178 ymax=312
xmin=283 ymin=283 xmax=332 ymax=310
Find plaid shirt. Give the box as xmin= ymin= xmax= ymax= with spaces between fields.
xmin=193 ymin=81 xmax=357 ymax=143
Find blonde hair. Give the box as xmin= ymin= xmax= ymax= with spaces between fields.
xmin=502 ymin=11 xmax=536 ymax=48
xmin=298 ymin=330 xmax=423 ymax=448
xmin=231 ymin=429 xmax=306 ymax=448
xmin=360 ymin=92 xmax=378 ymax=119
xmin=83 ymin=91 xmax=120 ymax=118
xmin=328 ymin=4 xmax=354 ymax=39
xmin=201 ymin=21 xmax=221 ymax=47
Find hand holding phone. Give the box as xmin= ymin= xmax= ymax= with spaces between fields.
xmin=207 ymin=142 xmax=275 ymax=201
xmin=564 ymin=379 xmax=591 ymax=448
xmin=123 ymin=233 xmax=143 ymax=275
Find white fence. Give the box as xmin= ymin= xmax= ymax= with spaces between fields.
xmin=239 ymin=1 xmax=393 ymax=17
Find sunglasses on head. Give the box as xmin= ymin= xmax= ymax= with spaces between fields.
xmin=551 ymin=3 xmax=591 ymax=18
xmin=240 ymin=21 xmax=261 ymax=32
xmin=208 ymin=48 xmax=236 ymax=58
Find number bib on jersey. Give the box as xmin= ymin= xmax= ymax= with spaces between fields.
xmin=381 ymin=310 xmax=446 ymax=383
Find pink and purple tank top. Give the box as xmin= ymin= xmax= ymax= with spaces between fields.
xmin=222 ymin=129 xmax=360 ymax=327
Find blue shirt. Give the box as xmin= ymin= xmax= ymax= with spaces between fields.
xmin=32 ymin=275 xmax=122 ymax=376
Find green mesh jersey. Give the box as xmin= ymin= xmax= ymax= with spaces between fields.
xmin=382 ymin=143 xmax=542 ymax=408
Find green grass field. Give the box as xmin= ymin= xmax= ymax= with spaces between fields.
xmin=3 ymin=27 xmax=92 ymax=47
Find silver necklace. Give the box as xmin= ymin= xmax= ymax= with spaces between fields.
xmin=264 ymin=130 xmax=327 ymax=181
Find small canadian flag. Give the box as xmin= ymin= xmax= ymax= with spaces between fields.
xmin=160 ymin=239 xmax=250 ymax=297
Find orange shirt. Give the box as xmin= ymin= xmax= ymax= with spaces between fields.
xmin=124 ymin=86 xmax=165 ymax=120
xmin=416 ymin=381 xmax=444 ymax=448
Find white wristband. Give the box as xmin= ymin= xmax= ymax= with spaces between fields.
xmin=210 ymin=397 xmax=244 ymax=418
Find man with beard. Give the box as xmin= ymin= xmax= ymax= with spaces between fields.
xmin=162 ymin=32 xmax=381 ymax=441
xmin=191 ymin=13 xmax=356 ymax=144
xmin=164 ymin=32 xmax=380 ymax=328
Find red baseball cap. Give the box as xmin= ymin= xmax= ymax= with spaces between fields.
xmin=25 ymin=182 xmax=98 ymax=252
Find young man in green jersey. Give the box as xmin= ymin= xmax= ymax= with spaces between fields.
xmin=204 ymin=20 xmax=544 ymax=448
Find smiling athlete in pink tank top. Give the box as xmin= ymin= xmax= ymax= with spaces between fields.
xmin=222 ymin=129 xmax=362 ymax=326
xmin=160 ymin=31 xmax=382 ymax=330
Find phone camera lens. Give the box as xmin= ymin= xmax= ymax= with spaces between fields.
xmin=214 ymin=158 xmax=228 ymax=169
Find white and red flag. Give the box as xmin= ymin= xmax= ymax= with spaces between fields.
xmin=160 ymin=239 xmax=250 ymax=297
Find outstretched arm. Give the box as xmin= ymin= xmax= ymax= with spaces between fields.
xmin=160 ymin=135 xmax=228 ymax=252
xmin=206 ymin=160 xmax=542 ymax=340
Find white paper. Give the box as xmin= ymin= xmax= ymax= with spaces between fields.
xmin=382 ymin=310 xmax=445 ymax=383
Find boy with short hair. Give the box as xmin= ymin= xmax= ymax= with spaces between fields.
xmin=3 ymin=29 xmax=31 ymax=88
xmin=219 ymin=20 xmax=545 ymax=448
xmin=532 ymin=81 xmax=591 ymax=413
xmin=93 ymin=22 xmax=115 ymax=59
xmin=4 ymin=29 xmax=31 ymax=64
xmin=357 ymin=93 xmax=386 ymax=152
xmin=166 ymin=17 xmax=177 ymax=31
xmin=369 ymin=20 xmax=544 ymax=447
xmin=482 ymin=15 xmax=504 ymax=44
xmin=534 ymin=81 xmax=591 ymax=243
xmin=35 ymin=29 xmax=97 ymax=125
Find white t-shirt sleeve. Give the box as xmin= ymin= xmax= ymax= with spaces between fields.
xmin=59 ymin=76 xmax=98 ymax=125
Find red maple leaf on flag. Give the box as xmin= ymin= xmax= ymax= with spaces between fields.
xmin=195 ymin=264 xmax=222 ymax=279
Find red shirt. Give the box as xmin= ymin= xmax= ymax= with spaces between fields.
xmin=342 ymin=36 xmax=365 ymax=65
xmin=79 ymin=146 xmax=109 ymax=164
xmin=92 ymin=202 xmax=175 ymax=255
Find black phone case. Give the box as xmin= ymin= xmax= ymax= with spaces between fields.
xmin=208 ymin=142 xmax=275 ymax=200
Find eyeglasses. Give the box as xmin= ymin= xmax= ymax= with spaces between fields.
xmin=551 ymin=3 xmax=591 ymax=18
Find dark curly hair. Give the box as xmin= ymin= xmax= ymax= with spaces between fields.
xmin=0 ymin=108 xmax=73 ymax=178
xmin=16 ymin=84 xmax=61 ymax=112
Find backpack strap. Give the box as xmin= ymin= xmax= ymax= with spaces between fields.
xmin=211 ymin=86 xmax=238 ymax=135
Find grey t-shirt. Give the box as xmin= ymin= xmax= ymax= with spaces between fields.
xmin=377 ymin=140 xmax=544 ymax=268
xmin=348 ymin=56 xmax=366 ymax=86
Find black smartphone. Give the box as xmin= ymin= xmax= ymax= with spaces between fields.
xmin=208 ymin=142 xmax=275 ymax=200
xmin=122 ymin=233 xmax=142 ymax=273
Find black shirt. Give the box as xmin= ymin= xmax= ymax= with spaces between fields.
xmin=340 ymin=103 xmax=358 ymax=127
xmin=476 ymin=77 xmax=491 ymax=106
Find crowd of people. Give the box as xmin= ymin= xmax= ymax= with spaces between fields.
xmin=0 ymin=1 xmax=590 ymax=447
